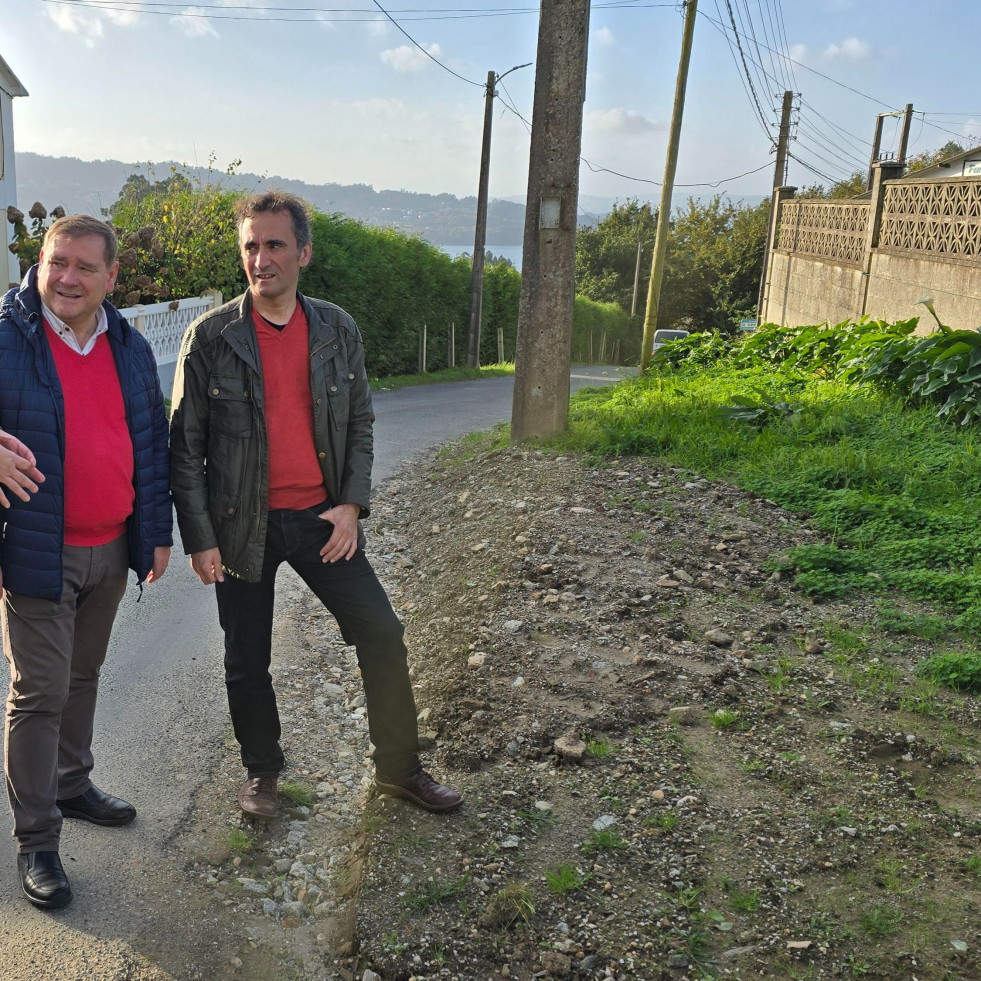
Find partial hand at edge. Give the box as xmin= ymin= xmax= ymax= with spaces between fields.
xmin=145 ymin=546 xmax=171 ymax=584
xmin=0 ymin=432 xmax=44 ymax=508
xmin=190 ymin=547 xmax=224 ymax=585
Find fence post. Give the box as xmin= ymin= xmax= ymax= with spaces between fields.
xmin=448 ymin=322 xmax=455 ymax=368
xmin=497 ymin=327 xmax=504 ymax=364
xmin=132 ymin=305 xmax=146 ymax=336
xmin=419 ymin=323 xmax=427 ymax=373
xmin=860 ymin=160 xmax=904 ymax=318
xmin=204 ymin=288 xmax=222 ymax=310
xmin=760 ymin=185 xmax=796 ymax=326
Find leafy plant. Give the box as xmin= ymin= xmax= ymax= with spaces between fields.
xmin=482 ymin=883 xmax=535 ymax=928
xmin=916 ymin=650 xmax=981 ymax=692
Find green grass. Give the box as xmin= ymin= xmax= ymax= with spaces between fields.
xmin=557 ymin=359 xmax=981 ymax=646
xmin=227 ymin=828 xmax=256 ymax=855
xmin=371 ymin=363 xmax=514 ymax=391
xmin=404 ymin=874 xmax=469 ymax=910
xmin=582 ymin=827 xmax=627 ymax=853
xmin=711 ymin=708 xmax=741 ymax=730
xmin=545 ymin=863 xmax=591 ymax=895
xmin=586 ymin=735 xmax=614 ymax=758
xmin=280 ymin=782 xmax=316 ymax=807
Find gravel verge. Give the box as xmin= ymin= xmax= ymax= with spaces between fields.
xmin=177 ymin=437 xmax=981 ymax=981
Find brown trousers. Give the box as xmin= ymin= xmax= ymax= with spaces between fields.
xmin=2 ymin=535 xmax=129 ymax=853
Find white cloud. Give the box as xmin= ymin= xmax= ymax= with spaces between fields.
xmin=366 ymin=16 xmax=390 ymax=37
xmin=381 ymin=43 xmax=441 ymax=73
xmin=787 ymin=43 xmax=807 ymax=64
xmin=104 ymin=10 xmax=138 ymax=27
xmin=593 ymin=27 xmax=615 ymax=47
xmin=824 ymin=36 xmax=870 ymax=60
xmin=585 ymin=108 xmax=660 ymax=135
xmin=43 ymin=7 xmax=105 ymax=46
xmin=171 ymin=7 xmax=219 ymax=38
xmin=345 ymin=98 xmax=410 ymax=120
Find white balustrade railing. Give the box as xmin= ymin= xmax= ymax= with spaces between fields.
xmin=118 ymin=291 xmax=222 ymax=365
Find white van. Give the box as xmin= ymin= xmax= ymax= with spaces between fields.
xmin=652 ymin=328 xmax=689 ymax=353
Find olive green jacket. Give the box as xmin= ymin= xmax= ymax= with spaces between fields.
xmin=169 ymin=291 xmax=373 ymax=581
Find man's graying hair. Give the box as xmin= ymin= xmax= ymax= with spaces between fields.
xmin=44 ymin=215 xmax=118 ymax=267
xmin=235 ymin=191 xmax=312 ymax=250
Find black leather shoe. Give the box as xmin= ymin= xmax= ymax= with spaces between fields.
xmin=57 ymin=785 xmax=136 ymax=826
xmin=375 ymin=770 xmax=463 ymax=813
xmin=18 ymin=851 xmax=72 ymax=909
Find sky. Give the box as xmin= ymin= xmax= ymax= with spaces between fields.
xmin=2 ymin=0 xmax=981 ymax=215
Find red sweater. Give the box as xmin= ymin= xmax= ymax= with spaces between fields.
xmin=253 ymin=305 xmax=327 ymax=511
xmin=46 ymin=323 xmax=135 ymax=546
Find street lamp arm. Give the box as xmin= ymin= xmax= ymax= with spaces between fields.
xmin=496 ymin=62 xmax=533 ymax=84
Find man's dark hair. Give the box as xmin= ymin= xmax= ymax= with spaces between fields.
xmin=235 ymin=191 xmax=312 ymax=251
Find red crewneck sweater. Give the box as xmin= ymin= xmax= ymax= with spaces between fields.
xmin=46 ymin=322 xmax=135 ymax=546
xmin=253 ymin=304 xmax=327 ymax=511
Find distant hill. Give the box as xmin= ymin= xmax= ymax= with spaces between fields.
xmin=14 ymin=152 xmax=532 ymax=246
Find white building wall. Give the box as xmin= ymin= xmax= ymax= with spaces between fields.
xmin=1 ymin=89 xmax=19 ymax=287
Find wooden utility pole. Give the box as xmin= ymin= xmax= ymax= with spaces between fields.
xmin=757 ymin=90 xmax=795 ymax=323
xmin=631 ymin=238 xmax=643 ymax=317
xmin=466 ymin=63 xmax=531 ymax=369
xmin=466 ymin=71 xmax=496 ymax=369
xmin=510 ymin=0 xmax=590 ymax=443
xmin=639 ymin=0 xmax=697 ymax=374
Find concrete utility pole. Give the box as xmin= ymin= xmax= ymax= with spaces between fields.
xmin=466 ymin=62 xmax=532 ymax=369
xmin=868 ymin=105 xmax=913 ymax=187
xmin=510 ymin=0 xmax=590 ymax=443
xmin=897 ymin=103 xmax=915 ymax=167
xmin=757 ymin=90 xmax=795 ymax=323
xmin=639 ymin=0 xmax=697 ymax=374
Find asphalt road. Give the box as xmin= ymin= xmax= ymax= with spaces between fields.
xmin=0 ymin=365 xmax=632 ymax=977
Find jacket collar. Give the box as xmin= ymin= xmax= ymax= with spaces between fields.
xmin=222 ymin=291 xmax=339 ymax=373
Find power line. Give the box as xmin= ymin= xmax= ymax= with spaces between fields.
xmin=366 ymin=0 xmax=483 ymax=86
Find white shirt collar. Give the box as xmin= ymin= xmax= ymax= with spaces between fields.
xmin=41 ymin=301 xmax=109 ymax=356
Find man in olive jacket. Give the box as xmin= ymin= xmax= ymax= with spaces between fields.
xmin=169 ymin=191 xmax=461 ymax=820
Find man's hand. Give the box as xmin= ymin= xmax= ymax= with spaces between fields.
xmin=318 ymin=503 xmax=360 ymax=563
xmin=145 ymin=546 xmax=171 ymax=584
xmin=191 ymin=548 xmax=225 ymax=584
xmin=0 ymin=431 xmax=44 ymax=508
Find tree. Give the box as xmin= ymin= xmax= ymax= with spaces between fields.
xmin=575 ymin=199 xmax=658 ymax=311
xmin=906 ymin=140 xmax=967 ymax=174
xmin=659 ymin=195 xmax=770 ymax=333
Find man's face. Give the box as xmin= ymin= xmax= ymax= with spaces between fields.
xmin=37 ymin=234 xmax=118 ymax=334
xmin=239 ymin=210 xmax=312 ymax=305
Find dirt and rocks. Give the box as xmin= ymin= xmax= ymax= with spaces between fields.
xmin=178 ymin=435 xmax=981 ymax=981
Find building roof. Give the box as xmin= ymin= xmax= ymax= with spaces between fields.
xmin=0 ymin=53 xmax=27 ymax=99
xmin=904 ymin=143 xmax=981 ymax=180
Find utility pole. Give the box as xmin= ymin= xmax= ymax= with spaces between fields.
xmin=757 ymin=90 xmax=795 ymax=323
xmin=897 ymin=103 xmax=915 ymax=167
xmin=510 ymin=0 xmax=590 ymax=443
xmin=466 ymin=63 xmax=531 ymax=369
xmin=639 ymin=0 xmax=697 ymax=374
xmin=631 ymin=239 xmax=643 ymax=317
xmin=466 ymin=71 xmax=495 ymax=369
xmin=868 ymin=105 xmax=913 ymax=187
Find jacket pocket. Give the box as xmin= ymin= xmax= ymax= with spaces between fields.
xmin=325 ymin=377 xmax=351 ymax=432
xmin=208 ymin=376 xmax=252 ymax=437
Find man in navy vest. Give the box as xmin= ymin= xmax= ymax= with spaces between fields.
xmin=0 ymin=214 xmax=172 ymax=909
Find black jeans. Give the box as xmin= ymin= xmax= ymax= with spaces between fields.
xmin=214 ymin=505 xmax=421 ymax=781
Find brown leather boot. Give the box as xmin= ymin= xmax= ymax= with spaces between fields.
xmin=238 ymin=775 xmax=278 ymax=821
xmin=375 ymin=770 xmax=463 ymax=813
